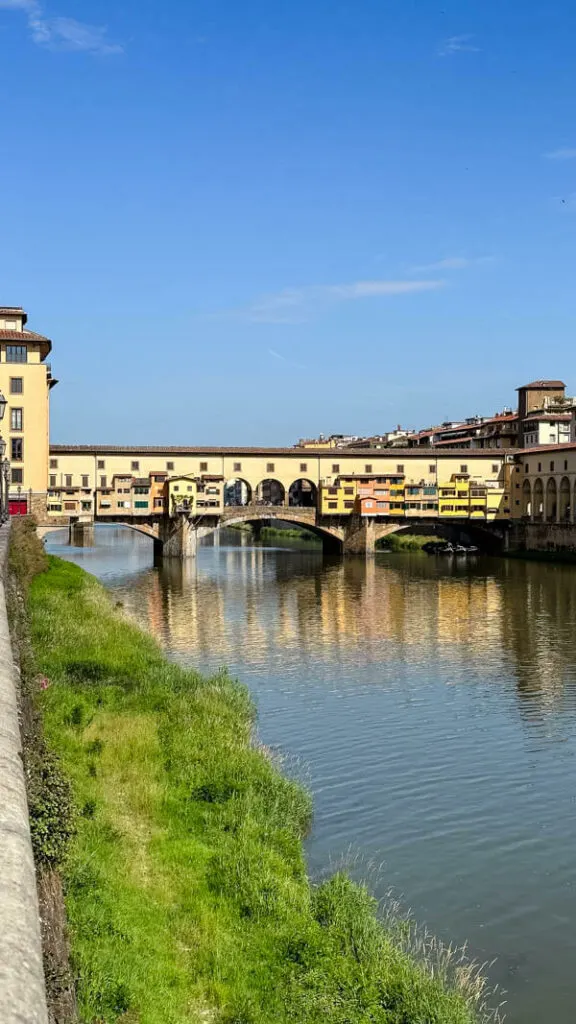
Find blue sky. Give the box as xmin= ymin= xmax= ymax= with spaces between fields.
xmin=1 ymin=0 xmax=576 ymax=445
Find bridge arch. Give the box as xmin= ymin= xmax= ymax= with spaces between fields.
xmin=224 ymin=478 xmax=252 ymax=506
xmin=220 ymin=507 xmax=343 ymax=551
xmin=255 ymin=478 xmax=285 ymax=506
xmin=521 ymin=478 xmax=532 ymax=518
xmin=288 ymin=478 xmax=318 ymax=508
xmin=559 ymin=476 xmax=571 ymax=523
xmin=533 ymin=478 xmax=543 ymax=521
xmin=545 ymin=477 xmax=557 ymax=522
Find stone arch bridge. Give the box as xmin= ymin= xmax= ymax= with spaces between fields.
xmin=65 ymin=506 xmax=508 ymax=558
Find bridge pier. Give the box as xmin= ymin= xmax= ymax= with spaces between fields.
xmin=158 ymin=515 xmax=218 ymax=559
xmin=342 ymin=515 xmax=376 ymax=556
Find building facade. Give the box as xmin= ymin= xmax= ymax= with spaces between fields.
xmin=0 ymin=306 xmax=55 ymax=514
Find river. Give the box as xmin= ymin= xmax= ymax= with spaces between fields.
xmin=45 ymin=524 xmax=576 ymax=1023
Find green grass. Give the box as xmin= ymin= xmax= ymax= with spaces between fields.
xmin=377 ymin=533 xmax=439 ymax=552
xmin=20 ymin=535 xmax=500 ymax=1023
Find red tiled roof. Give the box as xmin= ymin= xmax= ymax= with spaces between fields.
xmin=49 ymin=443 xmax=505 ymax=459
xmin=517 ymin=380 xmax=565 ymax=390
xmin=519 ymin=442 xmax=576 ymax=454
xmin=0 ymin=329 xmax=50 ymax=342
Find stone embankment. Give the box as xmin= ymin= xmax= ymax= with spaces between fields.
xmin=0 ymin=523 xmax=48 ymax=1023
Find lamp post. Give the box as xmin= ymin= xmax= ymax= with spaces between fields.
xmin=0 ymin=392 xmax=8 ymax=524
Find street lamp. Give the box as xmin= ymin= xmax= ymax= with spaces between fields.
xmin=0 ymin=391 xmax=7 ymax=422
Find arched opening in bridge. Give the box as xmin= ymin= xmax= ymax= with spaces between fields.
xmin=521 ymin=479 xmax=532 ymax=518
xmin=224 ymin=478 xmax=252 ymax=507
xmin=559 ymin=476 xmax=571 ymax=522
xmin=533 ymin=478 xmax=543 ymax=521
xmin=288 ymin=479 xmax=318 ymax=508
xmin=545 ymin=478 xmax=557 ymax=523
xmin=255 ymin=479 xmax=285 ymax=507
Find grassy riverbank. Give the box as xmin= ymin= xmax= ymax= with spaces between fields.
xmin=376 ymin=533 xmax=439 ymax=552
xmin=16 ymin=521 xmax=498 ymax=1024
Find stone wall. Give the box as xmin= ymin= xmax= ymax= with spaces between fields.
xmin=509 ymin=521 xmax=576 ymax=554
xmin=0 ymin=523 xmax=49 ymax=1023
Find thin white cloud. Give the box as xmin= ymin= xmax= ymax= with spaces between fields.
xmin=410 ymin=256 xmax=494 ymax=273
xmin=0 ymin=0 xmax=122 ymax=54
xmin=438 ymin=34 xmax=480 ymax=56
xmin=246 ymin=279 xmax=445 ymax=324
xmin=545 ymin=148 xmax=576 ymax=161
xmin=268 ymin=348 xmax=307 ymax=370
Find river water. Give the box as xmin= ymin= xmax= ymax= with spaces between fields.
xmin=45 ymin=525 xmax=576 ymax=1023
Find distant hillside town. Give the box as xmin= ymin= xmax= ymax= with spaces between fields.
xmin=297 ymin=379 xmax=576 ymax=452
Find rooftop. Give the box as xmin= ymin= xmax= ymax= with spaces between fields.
xmin=49 ymin=443 xmax=506 ymax=459
xmin=517 ymin=380 xmax=565 ymax=390
xmin=0 ymin=327 xmax=52 ymax=358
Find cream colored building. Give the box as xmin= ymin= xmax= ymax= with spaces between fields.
xmin=514 ymin=444 xmax=576 ymax=522
xmin=0 ymin=306 xmax=55 ymax=513
xmin=47 ymin=446 xmax=510 ymax=519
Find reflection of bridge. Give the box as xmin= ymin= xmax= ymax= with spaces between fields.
xmin=68 ymin=505 xmax=507 ymax=559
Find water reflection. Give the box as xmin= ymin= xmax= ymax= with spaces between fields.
xmin=46 ymin=526 xmax=576 ymax=1024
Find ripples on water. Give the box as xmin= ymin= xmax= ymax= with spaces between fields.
xmin=46 ymin=525 xmax=576 ymax=1023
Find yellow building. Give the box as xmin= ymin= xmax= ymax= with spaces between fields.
xmin=0 ymin=306 xmax=55 ymax=514
xmin=319 ymin=476 xmax=359 ymax=514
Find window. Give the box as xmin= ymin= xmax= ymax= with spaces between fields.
xmin=82 ymin=475 xmax=89 ymax=488
xmin=134 ymin=486 xmax=149 ymax=495
xmin=81 ymin=502 xmax=91 ymax=511
xmin=460 ymin=464 xmax=468 ymax=473
xmin=131 ymin=461 xmax=140 ymax=471
xmin=11 ymin=438 xmax=23 ymax=461
xmin=200 ymin=462 xmax=208 ymax=472
xmin=538 ymin=462 xmax=541 ymax=472
xmin=365 ymin=464 xmax=373 ymax=473
xmin=10 ymin=408 xmax=23 ymax=431
xmin=429 ymin=464 xmax=435 ymax=474
xmin=344 ymin=488 xmax=354 ymax=495
xmin=10 ymin=378 xmax=23 ymax=394
xmin=492 ymin=464 xmax=499 ymax=473
xmin=6 ymin=345 xmax=27 ymax=363
xmin=525 ymin=464 xmax=529 ymax=473
xmin=97 ymin=460 xmax=105 ymax=470
xmin=266 ymin=463 xmax=275 ymax=473
xmin=49 ymin=475 xmax=56 ymax=488
xmin=328 ymin=501 xmax=337 ymax=509
xmin=300 ymin=463 xmax=307 ymax=473
xmin=135 ymin=501 xmax=149 ymax=509
xmin=365 ymin=500 xmax=373 ymax=508
xmin=50 ymin=458 xmax=58 ymax=469
xmin=565 ymin=460 xmax=568 ymax=471
xmin=344 ymin=500 xmax=354 ymax=508
xmin=397 ymin=464 xmax=404 ymax=473
xmin=332 ymin=464 xmax=340 ymax=473
xmin=100 ymin=476 xmax=107 ymax=488
xmin=550 ymin=461 xmax=555 ymax=471
xmin=11 ymin=468 xmax=23 ymax=484
xmin=167 ymin=461 xmax=174 ymax=471
xmin=64 ymin=473 xmax=72 ymax=487
xmin=234 ymin=462 xmax=242 ymax=472
xmin=154 ymin=498 xmax=164 ymax=508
